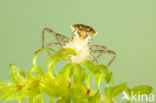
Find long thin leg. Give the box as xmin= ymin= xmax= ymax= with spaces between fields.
xmin=46 ymin=42 xmax=60 ymax=48
xmin=90 ymin=45 xmax=116 ymax=67
xmin=90 ymin=55 xmax=98 ymax=64
xmin=46 ymin=42 xmax=60 ymax=55
xmin=42 ymin=28 xmax=69 ymax=49
xmin=34 ymin=42 xmax=60 ymax=55
xmin=90 ymin=45 xmax=107 ymax=63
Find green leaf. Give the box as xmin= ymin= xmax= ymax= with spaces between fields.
xmin=48 ymin=97 xmax=54 ymax=103
xmin=73 ymin=64 xmax=86 ymax=83
xmin=124 ymin=86 xmax=132 ymax=99
xmin=102 ymin=97 xmax=115 ymax=103
xmin=125 ymin=100 xmax=131 ymax=103
xmin=36 ymin=94 xmax=44 ymax=103
xmin=56 ymin=97 xmax=71 ymax=103
xmin=70 ymin=83 xmax=88 ymax=103
xmin=46 ymin=48 xmax=77 ymax=74
xmin=104 ymin=87 xmax=113 ymax=99
xmin=110 ymin=72 xmax=114 ymax=85
xmin=95 ymin=72 xmax=104 ymax=90
xmin=131 ymin=85 xmax=153 ymax=96
xmin=88 ymin=91 xmax=100 ymax=103
xmin=63 ymin=48 xmax=77 ymax=56
xmin=81 ymin=60 xmax=96 ymax=72
xmin=33 ymin=48 xmax=55 ymax=65
xmin=56 ymin=98 xmax=63 ymax=103
xmin=112 ymin=83 xmax=127 ymax=97
xmin=85 ymin=72 xmax=93 ymax=88
xmin=94 ymin=65 xmax=111 ymax=84
xmin=61 ymin=63 xmax=74 ymax=80
xmin=104 ymin=83 xmax=127 ymax=99
xmin=82 ymin=61 xmax=111 ymax=84
xmin=28 ymin=94 xmax=43 ymax=103
xmin=40 ymin=73 xmax=70 ymax=98
xmin=30 ymin=64 xmax=44 ymax=76
xmin=9 ymin=64 xmax=26 ymax=83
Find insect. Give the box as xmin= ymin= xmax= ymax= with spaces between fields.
xmin=41 ymin=23 xmax=116 ymax=67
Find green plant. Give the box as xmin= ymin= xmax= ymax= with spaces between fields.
xmin=0 ymin=48 xmax=153 ymax=103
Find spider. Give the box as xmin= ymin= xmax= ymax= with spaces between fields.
xmin=41 ymin=23 xmax=116 ymax=67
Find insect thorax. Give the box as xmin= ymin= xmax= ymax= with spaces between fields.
xmin=64 ymin=38 xmax=91 ymax=64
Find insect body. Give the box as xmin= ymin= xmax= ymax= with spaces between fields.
xmin=41 ymin=23 xmax=116 ymax=67
xmin=63 ymin=24 xmax=96 ymax=63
